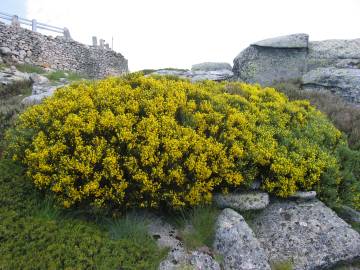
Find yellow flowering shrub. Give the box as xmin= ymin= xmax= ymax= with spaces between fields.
xmin=6 ymin=74 xmax=344 ymax=209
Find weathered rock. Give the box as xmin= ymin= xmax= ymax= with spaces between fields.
xmin=233 ymin=37 xmax=307 ymax=85
xmin=213 ymin=192 xmax=269 ymax=211
xmin=191 ymin=62 xmax=232 ymax=72
xmin=0 ymin=46 xmax=11 ymax=55
xmin=252 ymin=199 xmax=360 ymax=270
xmin=147 ymin=217 xmax=220 ymax=270
xmin=233 ymin=34 xmax=360 ymax=104
xmin=151 ymin=68 xmax=233 ymax=82
xmin=306 ymin=39 xmax=360 ymax=70
xmin=152 ymin=69 xmax=192 ymax=79
xmin=191 ymin=69 xmax=234 ymax=82
xmin=29 ymin=73 xmax=49 ymax=85
xmin=22 ymin=85 xmax=63 ymax=105
xmin=302 ymin=67 xmax=360 ymax=103
xmin=0 ymin=67 xmax=30 ymax=85
xmin=213 ymin=208 xmax=271 ymax=270
xmin=189 ymin=251 xmax=221 ymax=270
xmin=251 ymin=33 xmax=309 ymax=48
xmin=147 ymin=217 xmax=188 ymax=270
xmin=289 ymin=191 xmax=317 ymax=201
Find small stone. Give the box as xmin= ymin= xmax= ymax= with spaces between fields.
xmin=0 ymin=46 xmax=11 ymax=55
xmin=214 ymin=191 xmax=269 ymax=211
xmin=289 ymin=191 xmax=317 ymax=200
xmin=30 ymin=73 xmax=49 ymax=85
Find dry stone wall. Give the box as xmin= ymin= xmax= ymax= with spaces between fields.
xmin=0 ymin=22 xmax=128 ymax=78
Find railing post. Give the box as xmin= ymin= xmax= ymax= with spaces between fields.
xmin=32 ymin=19 xmax=37 ymax=32
xmin=92 ymin=36 xmax=97 ymax=47
xmin=99 ymin=39 xmax=105 ymax=49
xmin=11 ymin=15 xmax=20 ymax=27
xmin=63 ymin=27 xmax=71 ymax=40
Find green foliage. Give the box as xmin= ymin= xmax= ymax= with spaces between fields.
xmin=176 ymin=205 xmax=219 ymax=249
xmin=335 ymin=146 xmax=360 ymax=209
xmin=6 ymin=75 xmax=347 ymax=210
xmin=0 ymin=63 xmax=8 ymax=70
xmin=0 ymin=80 xmax=32 ymax=156
xmin=272 ymin=79 xmax=360 ymax=149
xmin=107 ymin=211 xmax=151 ymax=240
xmin=270 ymin=260 xmax=293 ymax=270
xmin=45 ymin=70 xmax=85 ymax=82
xmin=15 ymin=63 xmax=45 ymax=74
xmin=271 ymin=80 xmax=360 ymax=210
xmin=0 ymin=159 xmax=167 ymax=269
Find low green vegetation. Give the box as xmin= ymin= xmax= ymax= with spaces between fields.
xmin=45 ymin=70 xmax=85 ymax=82
xmin=272 ymin=79 xmax=360 ymax=210
xmin=0 ymin=79 xmax=32 ymax=154
xmin=174 ymin=205 xmax=219 ymax=250
xmin=0 ymin=159 xmax=167 ymax=269
xmin=0 ymin=63 xmax=8 ymax=70
xmin=270 ymin=260 xmax=293 ymax=270
xmin=15 ymin=63 xmax=45 ymax=74
xmin=272 ymin=79 xmax=360 ymax=150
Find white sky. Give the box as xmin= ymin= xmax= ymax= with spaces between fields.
xmin=23 ymin=0 xmax=360 ymax=71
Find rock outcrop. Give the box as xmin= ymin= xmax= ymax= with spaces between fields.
xmin=302 ymin=67 xmax=360 ymax=103
xmin=233 ymin=34 xmax=360 ymax=104
xmin=213 ymin=208 xmax=271 ymax=270
xmin=151 ymin=62 xmax=234 ymax=82
xmin=251 ymin=199 xmax=360 ymax=270
xmin=147 ymin=217 xmax=220 ymax=270
xmin=233 ymin=33 xmax=308 ymax=85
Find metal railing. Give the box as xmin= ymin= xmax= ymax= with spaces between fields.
xmin=0 ymin=11 xmax=71 ymax=39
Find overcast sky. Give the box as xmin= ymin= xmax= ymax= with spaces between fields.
xmin=1 ymin=0 xmax=360 ymax=71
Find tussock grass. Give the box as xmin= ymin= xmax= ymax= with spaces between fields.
xmin=174 ymin=205 xmax=219 ymax=250
xmin=45 ymin=70 xmax=85 ymax=82
xmin=15 ymin=63 xmax=45 ymax=74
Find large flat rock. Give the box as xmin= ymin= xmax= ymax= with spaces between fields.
xmin=252 ymin=199 xmax=360 ymax=270
xmin=214 ymin=208 xmax=271 ymax=270
xmin=251 ymin=33 xmax=309 ymax=48
xmin=233 ymin=45 xmax=307 ymax=85
xmin=302 ymin=67 xmax=360 ymax=103
xmin=191 ymin=62 xmax=232 ymax=72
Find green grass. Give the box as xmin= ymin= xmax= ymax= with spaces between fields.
xmin=0 ymin=159 xmax=167 ymax=269
xmin=0 ymin=80 xmax=32 ymax=155
xmin=45 ymin=70 xmax=85 ymax=82
xmin=270 ymin=260 xmax=293 ymax=270
xmin=0 ymin=63 xmax=8 ymax=70
xmin=15 ymin=63 xmax=45 ymax=74
xmin=173 ymin=205 xmax=219 ymax=250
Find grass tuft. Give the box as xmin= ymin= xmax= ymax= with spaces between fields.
xmin=175 ymin=205 xmax=219 ymax=250
xmin=270 ymin=260 xmax=293 ymax=270
xmin=15 ymin=64 xmax=45 ymax=74
xmin=45 ymin=70 xmax=85 ymax=82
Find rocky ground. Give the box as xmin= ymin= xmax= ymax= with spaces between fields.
xmin=146 ymin=191 xmax=360 ymax=270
